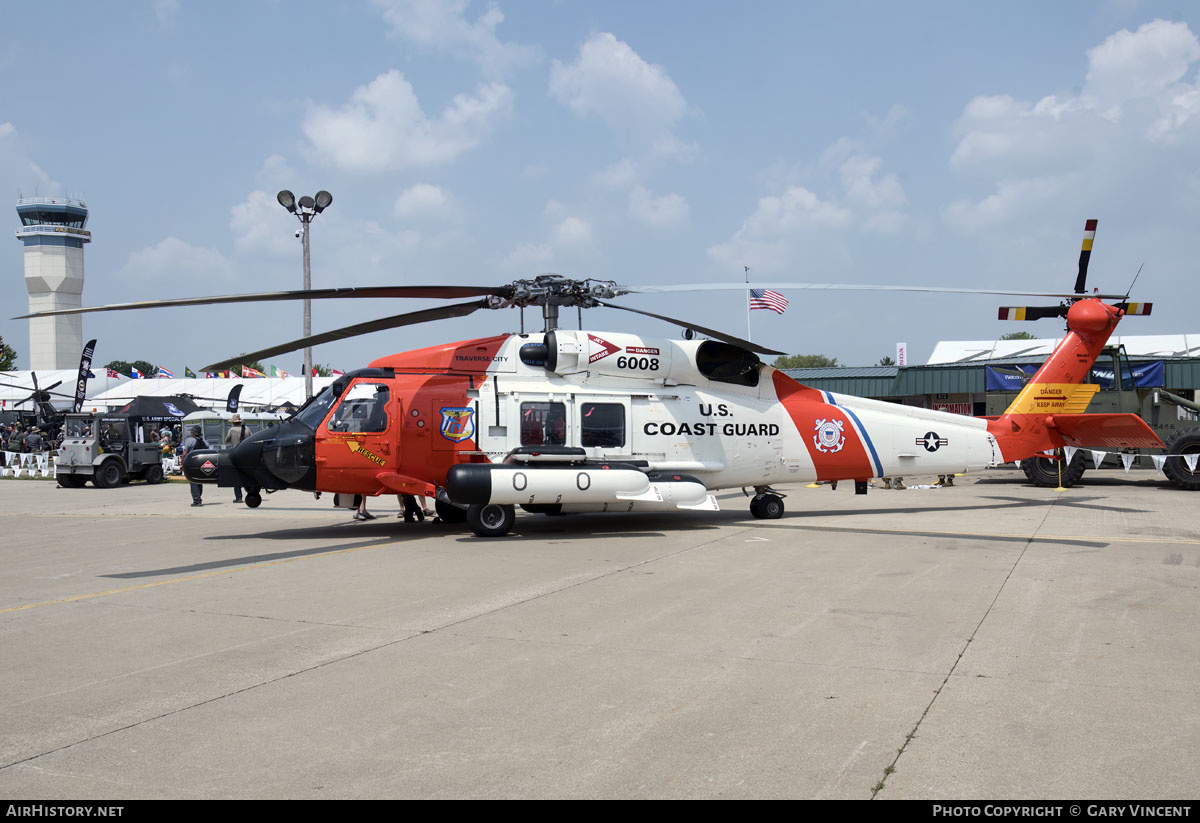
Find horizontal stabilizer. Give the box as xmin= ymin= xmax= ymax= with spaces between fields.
xmin=1046 ymin=413 xmax=1163 ymax=449
xmin=998 ymin=305 xmax=1065 ymax=321
xmin=1115 ymin=302 xmax=1153 ymax=316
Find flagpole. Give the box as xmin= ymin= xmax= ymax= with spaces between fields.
xmin=744 ymin=265 xmax=752 ymax=343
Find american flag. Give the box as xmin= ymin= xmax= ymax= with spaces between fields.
xmin=749 ymin=288 xmax=788 ymax=314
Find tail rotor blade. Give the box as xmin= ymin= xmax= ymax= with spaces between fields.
xmin=997 ymin=306 xmax=1066 ymax=321
xmin=1075 ymin=219 xmax=1098 ymax=294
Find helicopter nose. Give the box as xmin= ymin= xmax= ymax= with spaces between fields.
xmin=236 ymin=421 xmax=317 ymax=491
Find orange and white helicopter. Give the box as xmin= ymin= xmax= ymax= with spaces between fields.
xmin=21 ymin=220 xmax=1168 ymax=536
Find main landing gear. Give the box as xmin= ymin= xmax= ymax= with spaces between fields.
xmin=748 ymin=486 xmax=785 ymax=519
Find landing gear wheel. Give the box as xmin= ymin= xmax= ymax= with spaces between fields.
xmin=1021 ymin=449 xmax=1086 ymax=488
xmin=1163 ymin=427 xmax=1200 ymax=490
xmin=467 ymin=503 xmax=515 ymax=537
xmin=244 ymin=491 xmax=262 ymax=508
xmin=92 ymin=460 xmax=122 ymax=489
xmin=143 ymin=464 xmax=164 ymax=485
xmin=435 ymin=499 xmax=468 ymax=523
xmin=750 ymin=493 xmax=784 ymax=519
xmin=57 ymin=475 xmax=87 ymax=488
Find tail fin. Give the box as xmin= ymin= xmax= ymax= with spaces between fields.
xmin=986 ymin=299 xmax=1162 ymax=460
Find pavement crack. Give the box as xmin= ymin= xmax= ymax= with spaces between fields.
xmin=868 ymin=496 xmax=1059 ymax=799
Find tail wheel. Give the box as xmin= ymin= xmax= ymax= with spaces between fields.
xmin=1021 ymin=449 xmax=1086 ymax=488
xmin=1163 ymin=427 xmax=1200 ymax=490
xmin=467 ymin=503 xmax=516 ymax=537
xmin=244 ymin=491 xmax=263 ymax=508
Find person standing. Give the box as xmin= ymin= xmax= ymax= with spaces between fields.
xmin=224 ymin=414 xmax=250 ymax=503
xmin=182 ymin=425 xmax=207 ymax=507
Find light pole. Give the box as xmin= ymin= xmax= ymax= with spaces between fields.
xmin=277 ymin=189 xmax=332 ymax=400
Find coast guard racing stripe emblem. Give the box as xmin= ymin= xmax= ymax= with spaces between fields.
xmin=440 ymin=407 xmax=475 ymax=443
xmin=813 ymin=419 xmax=846 ymax=453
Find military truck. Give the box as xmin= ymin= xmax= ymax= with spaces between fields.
xmin=985 ymin=345 xmax=1200 ymax=489
xmin=54 ymin=413 xmax=166 ymax=488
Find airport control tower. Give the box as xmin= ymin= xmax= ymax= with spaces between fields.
xmin=15 ymin=195 xmax=90 ymax=369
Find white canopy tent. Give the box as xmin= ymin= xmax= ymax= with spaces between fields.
xmin=926 ymin=333 xmax=1200 ymax=365
xmin=87 ymin=377 xmax=338 ymax=412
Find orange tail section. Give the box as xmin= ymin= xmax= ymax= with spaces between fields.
xmin=986 ymin=299 xmax=1163 ymax=461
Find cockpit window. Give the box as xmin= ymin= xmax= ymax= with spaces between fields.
xmin=294 ymin=387 xmax=339 ymax=429
xmin=328 ymin=383 xmax=391 ymax=433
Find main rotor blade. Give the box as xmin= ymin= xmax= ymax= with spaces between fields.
xmin=15 ymin=285 xmax=512 ymax=320
xmin=200 ymin=299 xmax=490 ymax=372
xmin=0 ymin=381 xmax=75 ymax=398
xmin=593 ymin=299 xmax=784 ymax=356
xmin=619 ymin=282 xmax=1132 ymax=300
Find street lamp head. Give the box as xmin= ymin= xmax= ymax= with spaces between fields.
xmin=298 ymin=195 xmax=316 ymax=212
xmin=276 ymin=190 xmax=297 ymax=213
xmin=314 ymin=190 xmax=333 ymax=213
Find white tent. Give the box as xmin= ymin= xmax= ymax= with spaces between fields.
xmin=88 ymin=377 xmax=338 ymax=411
xmin=926 ymin=333 xmax=1200 ymax=364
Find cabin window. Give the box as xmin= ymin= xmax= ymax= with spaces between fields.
xmin=580 ymin=403 xmax=625 ymax=447
xmin=328 ymin=383 xmax=391 ymax=433
xmin=520 ymin=401 xmax=566 ymax=446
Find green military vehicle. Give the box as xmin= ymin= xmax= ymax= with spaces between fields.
xmin=985 ymin=346 xmax=1200 ymax=489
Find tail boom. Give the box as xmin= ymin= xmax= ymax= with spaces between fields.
xmin=986 ymin=299 xmax=1163 ymax=460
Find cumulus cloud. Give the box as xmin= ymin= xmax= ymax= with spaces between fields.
xmin=230 ymin=189 xmax=298 ymax=256
xmin=550 ymin=32 xmax=694 ymax=160
xmin=945 ymin=19 xmax=1200 ymax=232
xmin=303 ymin=70 xmax=513 ymax=172
xmin=498 ymin=241 xmax=553 ymax=271
xmin=121 ymin=237 xmax=234 ymax=281
xmin=371 ymin=0 xmax=537 ymax=77
xmin=708 ymin=186 xmax=854 ymax=272
xmin=552 ymin=216 xmax=592 ymax=248
xmin=628 ymin=186 xmax=689 ymax=229
xmin=393 ymin=183 xmax=456 ymax=221
xmin=0 ymin=121 xmax=57 ymax=194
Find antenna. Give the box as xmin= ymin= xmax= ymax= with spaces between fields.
xmin=1124 ymin=263 xmax=1144 ymax=300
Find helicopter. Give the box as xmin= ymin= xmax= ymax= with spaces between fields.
xmin=18 ymin=220 xmax=1168 ymax=536
xmin=0 ymin=371 xmax=73 ymax=438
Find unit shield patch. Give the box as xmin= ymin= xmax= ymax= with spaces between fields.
xmin=440 ymin=407 xmax=476 ymax=442
xmin=813 ymin=418 xmax=846 ymax=453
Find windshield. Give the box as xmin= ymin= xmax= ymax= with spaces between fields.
xmin=65 ymin=418 xmax=91 ymax=438
xmin=294 ymin=386 xmax=339 ymax=430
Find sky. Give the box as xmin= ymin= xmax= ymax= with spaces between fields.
xmin=2 ymin=0 xmax=1199 ymax=372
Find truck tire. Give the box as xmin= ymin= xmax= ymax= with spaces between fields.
xmin=1163 ymin=427 xmax=1200 ymax=490
xmin=92 ymin=459 xmax=123 ymax=489
xmin=1022 ymin=449 xmax=1086 ymax=488
xmin=57 ymin=475 xmax=87 ymax=488
xmin=143 ymin=464 xmax=165 ymax=485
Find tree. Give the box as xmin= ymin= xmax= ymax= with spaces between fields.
xmin=878 ymin=356 xmax=896 ymax=366
xmin=312 ymin=363 xmax=334 ymax=377
xmin=0 ymin=336 xmax=16 ymax=370
xmin=106 ymin=359 xmax=158 ymax=377
xmin=772 ymin=353 xmax=838 ymax=369
xmin=1000 ymin=331 xmax=1036 ymax=340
